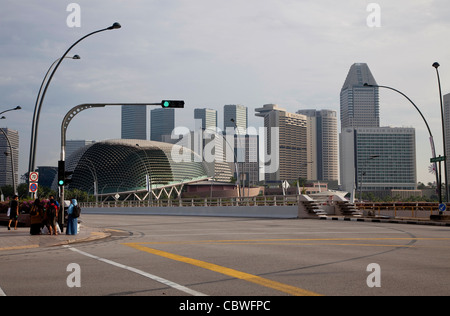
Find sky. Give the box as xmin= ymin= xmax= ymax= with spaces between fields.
xmin=1 ymin=0 xmax=450 ymax=185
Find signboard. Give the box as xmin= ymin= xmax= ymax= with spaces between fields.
xmin=29 ymin=183 xmax=38 ymax=193
xmin=439 ymin=203 xmax=447 ymax=213
xmin=29 ymin=172 xmax=39 ymax=183
xmin=431 ymin=156 xmax=446 ymax=163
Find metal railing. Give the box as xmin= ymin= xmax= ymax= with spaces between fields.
xmin=79 ymin=195 xmax=300 ymax=208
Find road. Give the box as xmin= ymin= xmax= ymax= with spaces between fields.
xmin=1 ymin=214 xmax=450 ymax=297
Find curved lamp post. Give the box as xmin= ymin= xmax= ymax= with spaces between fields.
xmin=364 ymin=83 xmax=442 ymax=203
xmin=28 ymin=22 xmax=121 ymax=177
xmin=28 ymin=55 xmax=80 ymax=181
xmin=432 ymin=62 xmax=448 ymax=202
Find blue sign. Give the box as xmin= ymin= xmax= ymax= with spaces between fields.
xmin=29 ymin=183 xmax=38 ymax=193
xmin=439 ymin=203 xmax=447 ymax=213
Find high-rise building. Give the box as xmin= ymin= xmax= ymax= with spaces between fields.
xmin=255 ymin=104 xmax=307 ymax=182
xmin=194 ymin=108 xmax=218 ymax=131
xmin=0 ymin=128 xmax=19 ymax=188
xmin=339 ymin=63 xmax=417 ymax=199
xmin=150 ymin=108 xmax=175 ymax=142
xmin=66 ymin=140 xmax=96 ymax=158
xmin=444 ymin=93 xmax=450 ymax=188
xmin=224 ymin=104 xmax=248 ymax=131
xmin=340 ymin=127 xmax=417 ymax=196
xmin=340 ymin=63 xmax=379 ymax=129
xmin=193 ymin=108 xmax=232 ymax=182
xmin=297 ymin=109 xmax=338 ymax=182
xmin=121 ymin=105 xmax=147 ymax=140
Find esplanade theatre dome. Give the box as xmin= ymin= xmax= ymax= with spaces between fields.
xmin=65 ymin=139 xmax=209 ymax=195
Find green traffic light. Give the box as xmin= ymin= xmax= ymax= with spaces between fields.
xmin=58 ymin=180 xmax=64 ymax=186
xmin=163 ymin=101 xmax=170 ymax=107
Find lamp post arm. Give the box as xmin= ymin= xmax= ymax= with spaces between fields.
xmin=29 ymin=23 xmax=120 ymax=174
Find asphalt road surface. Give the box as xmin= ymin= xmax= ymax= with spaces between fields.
xmin=1 ymin=214 xmax=450 ymax=297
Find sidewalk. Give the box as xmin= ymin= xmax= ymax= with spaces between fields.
xmin=0 ymin=224 xmax=110 ymax=252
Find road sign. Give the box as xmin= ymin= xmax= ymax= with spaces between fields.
xmin=29 ymin=172 xmax=39 ymax=183
xmin=29 ymin=183 xmax=38 ymax=193
xmin=439 ymin=203 xmax=447 ymax=213
xmin=431 ymin=156 xmax=446 ymax=163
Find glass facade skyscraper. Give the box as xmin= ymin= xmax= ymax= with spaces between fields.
xmin=121 ymin=105 xmax=147 ymax=140
xmin=340 ymin=63 xmax=379 ymax=129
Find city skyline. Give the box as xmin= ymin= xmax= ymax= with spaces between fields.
xmin=1 ymin=1 xmax=450 ymax=184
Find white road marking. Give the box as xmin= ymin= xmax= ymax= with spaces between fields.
xmin=0 ymin=285 xmax=6 ymax=296
xmin=63 ymin=245 xmax=206 ymax=296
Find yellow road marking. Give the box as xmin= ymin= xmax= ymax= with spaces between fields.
xmin=123 ymin=242 xmax=322 ymax=296
xmin=131 ymin=237 xmax=450 ymax=245
xmin=0 ymin=245 xmax=39 ymax=252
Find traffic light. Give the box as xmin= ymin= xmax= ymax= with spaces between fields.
xmin=161 ymin=100 xmax=185 ymax=108
xmin=58 ymin=160 xmax=73 ymax=186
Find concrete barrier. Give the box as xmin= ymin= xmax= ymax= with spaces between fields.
xmin=82 ymin=205 xmax=299 ymax=219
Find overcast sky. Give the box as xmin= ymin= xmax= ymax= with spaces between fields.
xmin=1 ymin=0 xmax=450 ymax=184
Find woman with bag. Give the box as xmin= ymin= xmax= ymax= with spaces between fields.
xmin=30 ymin=199 xmax=43 ymax=235
xmin=66 ymin=198 xmax=78 ymax=235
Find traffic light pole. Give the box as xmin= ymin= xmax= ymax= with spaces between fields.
xmin=59 ymin=102 xmax=181 ymax=229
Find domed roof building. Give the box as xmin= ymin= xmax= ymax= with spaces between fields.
xmin=65 ymin=139 xmax=211 ymax=199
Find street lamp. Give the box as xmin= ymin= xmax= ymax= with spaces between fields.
xmin=28 ymin=55 xmax=81 ymax=183
xmin=432 ymin=62 xmax=448 ymax=202
xmin=364 ymin=83 xmax=442 ymax=203
xmin=28 ymin=22 xmax=121 ymax=177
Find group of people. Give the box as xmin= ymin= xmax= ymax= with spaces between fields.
xmin=8 ymin=195 xmax=79 ymax=236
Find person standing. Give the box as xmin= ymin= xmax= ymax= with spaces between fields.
xmin=66 ymin=198 xmax=78 ymax=235
xmin=46 ymin=196 xmax=59 ymax=235
xmin=30 ymin=198 xmax=44 ymax=235
xmin=7 ymin=195 xmax=19 ymax=231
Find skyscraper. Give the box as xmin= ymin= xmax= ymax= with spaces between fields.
xmin=121 ymin=105 xmax=147 ymax=140
xmin=0 ymin=128 xmax=19 ymax=188
xmin=194 ymin=108 xmax=218 ymax=131
xmin=150 ymin=108 xmax=175 ymax=142
xmin=224 ymin=104 xmax=248 ymax=131
xmin=340 ymin=127 xmax=417 ymax=195
xmin=340 ymin=63 xmax=379 ymax=129
xmin=297 ymin=109 xmax=338 ymax=182
xmin=339 ymin=63 xmax=417 ymax=198
xmin=255 ymin=104 xmax=307 ymax=182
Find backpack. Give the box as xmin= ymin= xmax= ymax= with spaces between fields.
xmin=48 ymin=202 xmax=57 ymax=217
xmin=72 ymin=205 xmax=81 ymax=218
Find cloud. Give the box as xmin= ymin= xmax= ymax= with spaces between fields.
xmin=0 ymin=0 xmax=449 ymax=183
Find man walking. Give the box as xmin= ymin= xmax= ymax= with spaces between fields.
xmin=8 ymin=195 xmax=19 ymax=231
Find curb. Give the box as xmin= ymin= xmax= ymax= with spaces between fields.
xmin=318 ymin=216 xmax=450 ymax=226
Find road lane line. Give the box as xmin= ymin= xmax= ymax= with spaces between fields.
xmin=0 ymin=285 xmax=6 ymax=296
xmin=124 ymin=243 xmax=322 ymax=296
xmin=63 ymin=245 xmax=206 ymax=296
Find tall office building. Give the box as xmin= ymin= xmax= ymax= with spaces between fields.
xmin=339 ymin=63 xmax=417 ymax=198
xmin=150 ymin=108 xmax=175 ymax=142
xmin=297 ymin=109 xmax=338 ymax=182
xmin=0 ymin=128 xmax=19 ymax=188
xmin=66 ymin=140 xmax=96 ymax=158
xmin=255 ymin=104 xmax=307 ymax=182
xmin=340 ymin=63 xmax=380 ymax=129
xmin=340 ymin=127 xmax=417 ymax=195
xmin=121 ymin=105 xmax=147 ymax=140
xmin=193 ymin=108 xmax=232 ymax=182
xmin=194 ymin=108 xmax=218 ymax=131
xmin=224 ymin=104 xmax=248 ymax=131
